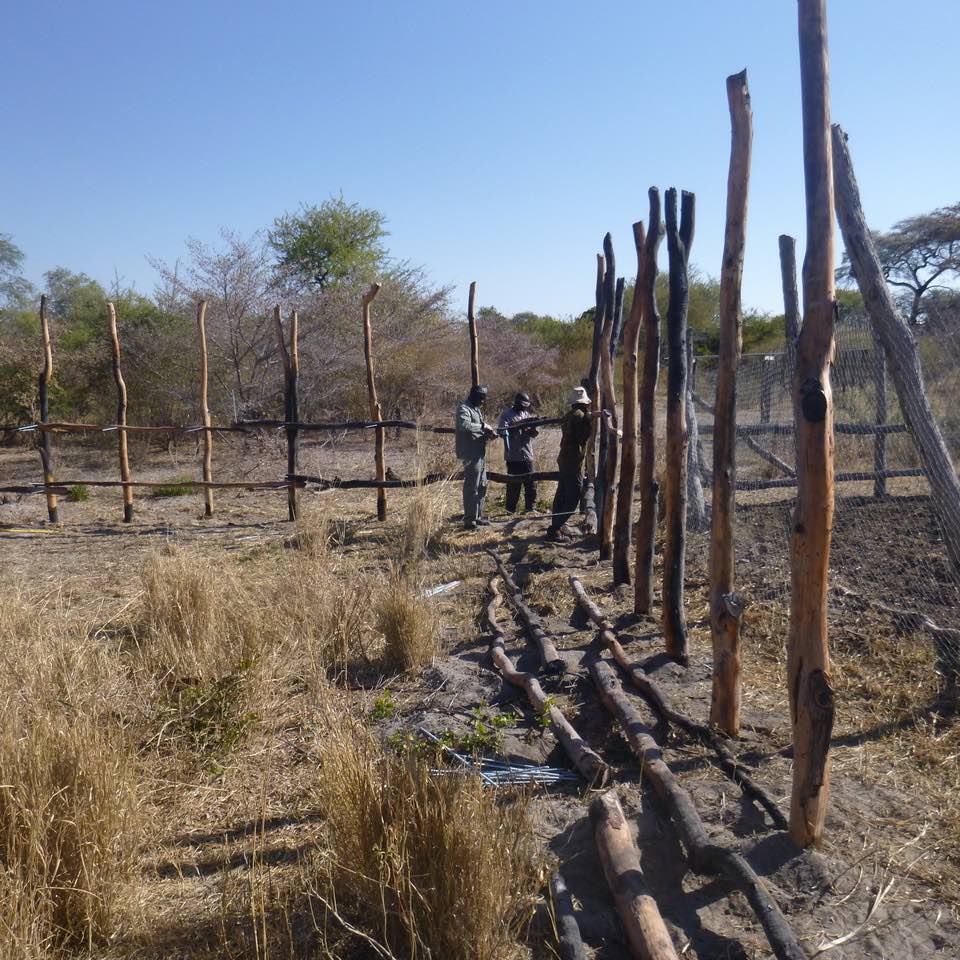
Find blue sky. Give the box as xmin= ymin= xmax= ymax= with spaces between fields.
xmin=3 ymin=1 xmax=957 ymax=318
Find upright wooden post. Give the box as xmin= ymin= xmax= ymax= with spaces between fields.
xmin=37 ymin=294 xmax=59 ymax=523
xmin=362 ymin=283 xmax=386 ymax=521
xmin=583 ymin=254 xmax=606 ymax=533
xmin=635 ymin=189 xmax=664 ymax=615
xmin=872 ymin=339 xmax=887 ymax=498
xmin=710 ymin=69 xmax=752 ymax=736
xmin=599 ymin=276 xmax=622 ymax=560
xmin=833 ymin=123 xmax=960 ymax=578
xmin=685 ymin=329 xmax=707 ymax=530
xmin=597 ymin=234 xmax=618 ymax=555
xmin=779 ymin=235 xmax=801 ymax=381
xmin=196 ymin=300 xmax=214 ymax=518
xmin=274 ymin=306 xmax=300 ymax=522
xmin=789 ymin=0 xmax=837 ymax=848
xmin=613 ymin=222 xmax=645 ymax=586
xmin=467 ymin=281 xmax=480 ymax=389
xmin=662 ymin=188 xmax=695 ymax=664
xmin=107 ymin=302 xmax=133 ymax=523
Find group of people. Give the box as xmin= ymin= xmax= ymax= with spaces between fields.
xmin=454 ymin=384 xmax=595 ymax=541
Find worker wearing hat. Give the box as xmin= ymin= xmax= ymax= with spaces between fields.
xmin=497 ymin=391 xmax=539 ymax=513
xmin=455 ymin=384 xmax=497 ymax=530
xmin=546 ymin=385 xmax=595 ymax=541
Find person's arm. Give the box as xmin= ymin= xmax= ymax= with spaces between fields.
xmin=573 ymin=410 xmax=593 ymax=444
xmin=456 ymin=404 xmax=486 ymax=438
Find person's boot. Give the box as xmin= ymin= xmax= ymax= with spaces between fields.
xmin=475 ymin=518 xmax=492 ymax=526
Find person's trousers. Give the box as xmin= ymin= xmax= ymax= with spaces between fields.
xmin=549 ymin=467 xmax=583 ymax=533
xmin=461 ymin=457 xmax=487 ymax=523
xmin=505 ymin=459 xmax=536 ymax=512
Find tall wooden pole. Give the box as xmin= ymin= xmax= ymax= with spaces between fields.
xmin=362 ymin=283 xmax=386 ymax=521
xmin=710 ymin=69 xmax=752 ymax=735
xmin=613 ymin=222 xmax=645 ymax=586
xmin=107 ymin=302 xmax=134 ymax=523
xmin=597 ymin=234 xmax=617 ymax=553
xmin=779 ymin=236 xmax=801 ymax=381
xmin=685 ymin=329 xmax=707 ymax=530
xmin=789 ymin=0 xmax=837 ymax=848
xmin=582 ymin=254 xmax=606 ymax=534
xmin=662 ymin=189 xmax=694 ymax=664
xmin=599 ymin=273 xmax=622 ymax=561
xmin=37 ymin=294 xmax=59 ymax=523
xmin=833 ymin=123 xmax=960 ymax=579
xmin=196 ymin=300 xmax=214 ymax=518
xmin=467 ymin=281 xmax=480 ymax=389
xmin=274 ymin=306 xmax=300 ymax=522
xmin=635 ymin=189 xmax=664 ymax=615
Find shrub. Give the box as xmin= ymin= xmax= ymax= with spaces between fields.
xmin=66 ymin=483 xmax=88 ymax=502
xmin=151 ymin=476 xmax=196 ymax=498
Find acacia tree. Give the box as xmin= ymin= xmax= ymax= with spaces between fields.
xmin=839 ymin=202 xmax=960 ymax=325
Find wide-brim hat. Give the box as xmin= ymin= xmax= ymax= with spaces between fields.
xmin=568 ymin=386 xmax=590 ymax=406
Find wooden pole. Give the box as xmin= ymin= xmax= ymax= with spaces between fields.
xmin=274 ymin=306 xmax=300 ymax=522
xmin=362 ymin=283 xmax=386 ymax=520
xmin=590 ymin=792 xmax=680 ymax=960
xmin=613 ymin=222 xmax=645 ymax=586
xmin=196 ymin=300 xmax=214 ymax=518
xmin=710 ymin=69 xmax=752 ymax=735
xmin=582 ymin=253 xmax=606 ymax=533
xmin=467 ymin=281 xmax=480 ymax=389
xmin=789 ymin=0 xmax=837 ymax=848
xmin=779 ymin=235 xmax=801 ymax=382
xmin=833 ymin=124 xmax=960 ymax=578
xmin=635 ymin=189 xmax=664 ymax=615
xmin=662 ymin=189 xmax=694 ymax=663
xmin=37 ymin=294 xmax=59 ymax=523
xmin=684 ymin=329 xmax=706 ymax=530
xmin=598 ymin=237 xmax=620 ymax=559
xmin=107 ymin=302 xmax=133 ymax=523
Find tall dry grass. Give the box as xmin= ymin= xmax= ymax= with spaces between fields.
xmin=310 ymin=721 xmax=542 ymax=960
xmin=0 ymin=594 xmax=137 ymax=957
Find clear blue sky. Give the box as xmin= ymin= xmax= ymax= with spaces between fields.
xmin=3 ymin=1 xmax=957 ymax=318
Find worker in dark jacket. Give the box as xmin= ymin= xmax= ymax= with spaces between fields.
xmin=455 ymin=384 xmax=497 ymax=529
xmin=497 ymin=391 xmax=539 ymax=512
xmin=547 ymin=386 xmax=595 ymax=541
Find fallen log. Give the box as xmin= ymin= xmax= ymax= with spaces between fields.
xmin=590 ymin=660 xmax=805 ymax=960
xmin=570 ymin=577 xmax=788 ymax=830
xmin=590 ymin=791 xmax=680 ymax=960
xmin=489 ymin=552 xmax=565 ymax=673
xmin=549 ymin=872 xmax=589 ymax=960
xmin=484 ymin=577 xmax=607 ymax=784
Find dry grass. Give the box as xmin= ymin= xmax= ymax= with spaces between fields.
xmin=377 ymin=567 xmax=440 ymax=674
xmin=310 ymin=720 xmax=543 ymax=960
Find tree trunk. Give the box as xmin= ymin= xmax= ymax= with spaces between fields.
xmin=635 ymin=189 xmax=664 ymax=615
xmin=710 ymin=69 xmax=752 ymax=735
xmin=789 ymin=0 xmax=837 ymax=848
xmin=779 ymin=235 xmax=801 ymax=383
xmin=362 ymin=283 xmax=386 ymax=520
xmin=274 ymin=306 xmax=300 ymax=522
xmin=37 ymin=294 xmax=59 ymax=523
xmin=590 ymin=792 xmax=680 ymax=960
xmin=662 ymin=189 xmax=695 ymax=663
xmin=107 ymin=302 xmax=134 ymax=523
xmin=196 ymin=300 xmax=214 ymax=518
xmin=613 ymin=222 xmax=646 ymax=586
xmin=467 ymin=280 xmax=480 ymax=389
xmin=833 ymin=124 xmax=960 ymax=581
xmin=684 ymin=330 xmax=706 ymax=530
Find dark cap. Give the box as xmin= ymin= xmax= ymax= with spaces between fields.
xmin=513 ymin=391 xmax=532 ymax=409
xmin=468 ymin=384 xmax=488 ymax=403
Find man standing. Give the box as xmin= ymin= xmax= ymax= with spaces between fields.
xmin=497 ymin=391 xmax=539 ymax=513
xmin=547 ymin=386 xmax=595 ymax=542
xmin=455 ymin=384 xmax=497 ymax=530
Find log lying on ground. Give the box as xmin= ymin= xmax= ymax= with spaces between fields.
xmin=570 ymin=577 xmax=787 ymax=830
xmin=549 ymin=872 xmax=589 ymax=960
xmin=489 ymin=552 xmax=565 ymax=673
xmin=590 ymin=792 xmax=680 ymax=960
xmin=590 ymin=661 xmax=805 ymax=960
xmin=484 ymin=577 xmax=607 ymax=784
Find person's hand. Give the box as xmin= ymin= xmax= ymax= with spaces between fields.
xmin=483 ymin=426 xmax=498 ymax=440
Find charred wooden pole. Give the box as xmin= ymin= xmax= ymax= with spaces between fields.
xmin=590 ymin=792 xmax=680 ymax=960
xmin=362 ymin=283 xmax=386 ymax=520
xmin=710 ymin=69 xmax=752 ymax=736
xmin=635 ymin=189 xmax=664 ymax=615
xmin=684 ymin=329 xmax=706 ymax=531
xmin=582 ymin=253 xmax=606 ymax=532
xmin=274 ymin=306 xmax=300 ymax=522
xmin=789 ymin=0 xmax=838 ymax=848
xmin=548 ymin=873 xmax=589 ymax=960
xmin=872 ymin=338 xmax=887 ymax=498
xmin=779 ymin=235 xmax=801 ymax=383
xmin=833 ymin=124 xmax=960 ymax=580
xmin=613 ymin=222 xmax=646 ymax=586
xmin=196 ymin=300 xmax=214 ymax=518
xmin=37 ymin=294 xmax=59 ymax=523
xmin=598 ymin=240 xmax=620 ymax=559
xmin=467 ymin=281 xmax=480 ymax=389
xmin=662 ymin=189 xmax=695 ymax=663
xmin=107 ymin=302 xmax=134 ymax=522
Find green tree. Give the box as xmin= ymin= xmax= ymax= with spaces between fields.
xmin=269 ymin=196 xmax=388 ymax=289
xmin=0 ymin=234 xmax=34 ymax=312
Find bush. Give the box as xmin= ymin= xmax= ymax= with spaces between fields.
xmin=66 ymin=484 xmax=88 ymax=502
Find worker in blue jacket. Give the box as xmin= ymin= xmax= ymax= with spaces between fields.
xmin=455 ymin=384 xmax=497 ymax=529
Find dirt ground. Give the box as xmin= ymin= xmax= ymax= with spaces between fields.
xmin=3 ymin=434 xmax=960 ymax=959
